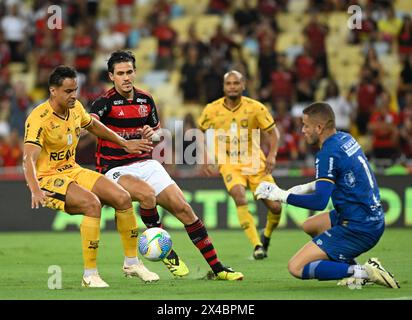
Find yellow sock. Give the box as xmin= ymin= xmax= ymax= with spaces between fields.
xmin=80 ymin=216 xmax=100 ymax=269
xmin=236 ymin=205 xmax=261 ymax=247
xmin=116 ymin=207 xmax=138 ymax=257
xmin=264 ymin=210 xmax=281 ymax=238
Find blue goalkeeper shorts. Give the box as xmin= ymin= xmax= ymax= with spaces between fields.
xmin=312 ymin=210 xmax=384 ymax=263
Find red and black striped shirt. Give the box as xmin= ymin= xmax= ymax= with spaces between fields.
xmin=90 ymin=87 xmax=160 ymax=174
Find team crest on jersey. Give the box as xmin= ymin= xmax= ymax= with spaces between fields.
xmin=344 ymin=171 xmax=356 ymax=188
xmin=138 ymin=105 xmax=149 ymax=117
xmin=240 ymin=119 xmax=248 ymax=128
xmin=54 ymin=178 xmax=65 ymax=187
xmin=226 ymin=174 xmax=232 ymax=183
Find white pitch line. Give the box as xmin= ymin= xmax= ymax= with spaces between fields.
xmin=377 ymin=296 xmax=412 ymax=300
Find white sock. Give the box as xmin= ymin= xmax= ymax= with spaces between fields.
xmin=84 ymin=268 xmax=98 ymax=277
xmin=124 ymin=256 xmax=139 ymax=266
xmin=350 ymin=265 xmax=368 ymax=279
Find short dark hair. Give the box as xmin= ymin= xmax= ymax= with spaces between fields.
xmin=107 ymin=50 xmax=136 ymax=73
xmin=48 ymin=66 xmax=77 ymax=87
xmin=303 ymin=102 xmax=336 ymax=129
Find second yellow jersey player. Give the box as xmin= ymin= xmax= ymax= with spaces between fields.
xmin=198 ymin=70 xmax=282 ymax=260
xmin=198 ymin=95 xmax=276 ymax=192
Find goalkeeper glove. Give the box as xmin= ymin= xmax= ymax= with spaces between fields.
xmin=255 ymin=182 xmax=289 ymax=203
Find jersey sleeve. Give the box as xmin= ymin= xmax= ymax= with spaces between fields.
xmin=146 ymin=97 xmax=160 ymax=129
xmin=287 ymin=180 xmax=334 ymax=211
xmin=89 ymin=96 xmax=111 ymax=121
xmin=256 ymin=104 xmax=275 ymax=132
xmin=315 ymin=149 xmax=337 ymax=183
xmin=24 ymin=113 xmax=44 ymax=148
xmin=198 ymin=106 xmax=212 ymax=131
xmin=77 ymin=102 xmax=93 ymax=128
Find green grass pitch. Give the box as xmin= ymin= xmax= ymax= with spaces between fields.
xmin=0 ymin=229 xmax=411 ymax=300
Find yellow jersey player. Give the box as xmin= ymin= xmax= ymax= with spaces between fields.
xmin=23 ymin=66 xmax=158 ymax=287
xmin=198 ymin=70 xmax=282 ymax=259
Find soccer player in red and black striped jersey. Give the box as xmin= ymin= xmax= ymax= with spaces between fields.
xmin=90 ymin=50 xmax=243 ymax=280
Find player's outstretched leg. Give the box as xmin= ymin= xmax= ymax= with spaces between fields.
xmin=185 ymin=219 xmax=244 ymax=281
xmin=140 ymin=207 xmax=189 ymax=277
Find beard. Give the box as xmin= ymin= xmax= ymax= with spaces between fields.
xmin=227 ymin=93 xmax=240 ymax=101
xmin=305 ymin=134 xmax=319 ymax=146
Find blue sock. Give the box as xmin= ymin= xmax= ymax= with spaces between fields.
xmin=302 ymin=260 xmax=352 ymax=280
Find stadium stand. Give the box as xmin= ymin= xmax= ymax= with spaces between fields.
xmin=1 ymin=0 xmax=412 ymax=176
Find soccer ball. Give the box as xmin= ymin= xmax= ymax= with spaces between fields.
xmin=138 ymin=227 xmax=172 ymax=261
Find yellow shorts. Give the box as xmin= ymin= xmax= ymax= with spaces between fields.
xmin=38 ymin=166 xmax=102 ymax=211
xmin=219 ymin=162 xmax=275 ymax=193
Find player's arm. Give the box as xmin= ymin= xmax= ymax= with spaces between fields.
xmin=86 ymin=117 xmax=153 ymax=154
xmin=256 ymin=103 xmax=278 ymax=173
xmin=140 ymin=96 xmax=162 ymax=141
xmin=263 ymin=126 xmax=279 ymax=174
xmin=286 ymin=180 xmax=334 ymax=210
xmin=198 ymin=127 xmax=218 ymax=176
xmin=255 ymin=179 xmax=334 ymax=211
xmin=287 ymin=180 xmax=317 ymax=194
xmin=140 ymin=125 xmax=161 ymax=142
xmin=197 ymin=107 xmax=218 ymax=176
xmin=256 ymin=149 xmax=336 ymax=208
xmin=22 ymin=144 xmax=54 ymax=209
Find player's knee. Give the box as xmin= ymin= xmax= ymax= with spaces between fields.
xmin=287 ymin=260 xmax=303 ymax=279
xmin=140 ymin=188 xmax=156 ymax=208
xmin=119 ymin=175 xmax=156 ymax=207
xmin=113 ymin=190 xmax=132 ymax=210
xmin=267 ymin=201 xmax=282 ymax=214
xmin=84 ymin=196 xmax=102 ymax=218
xmin=231 ymin=194 xmax=247 ymax=206
xmin=229 ymin=187 xmax=247 ymax=206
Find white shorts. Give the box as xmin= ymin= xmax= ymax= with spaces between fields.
xmin=105 ymin=160 xmax=175 ymax=196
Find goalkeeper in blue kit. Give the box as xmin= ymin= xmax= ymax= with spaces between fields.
xmin=255 ymin=102 xmax=400 ymax=288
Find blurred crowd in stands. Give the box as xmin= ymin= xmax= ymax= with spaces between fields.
xmin=1 ymin=0 xmax=412 ymax=175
